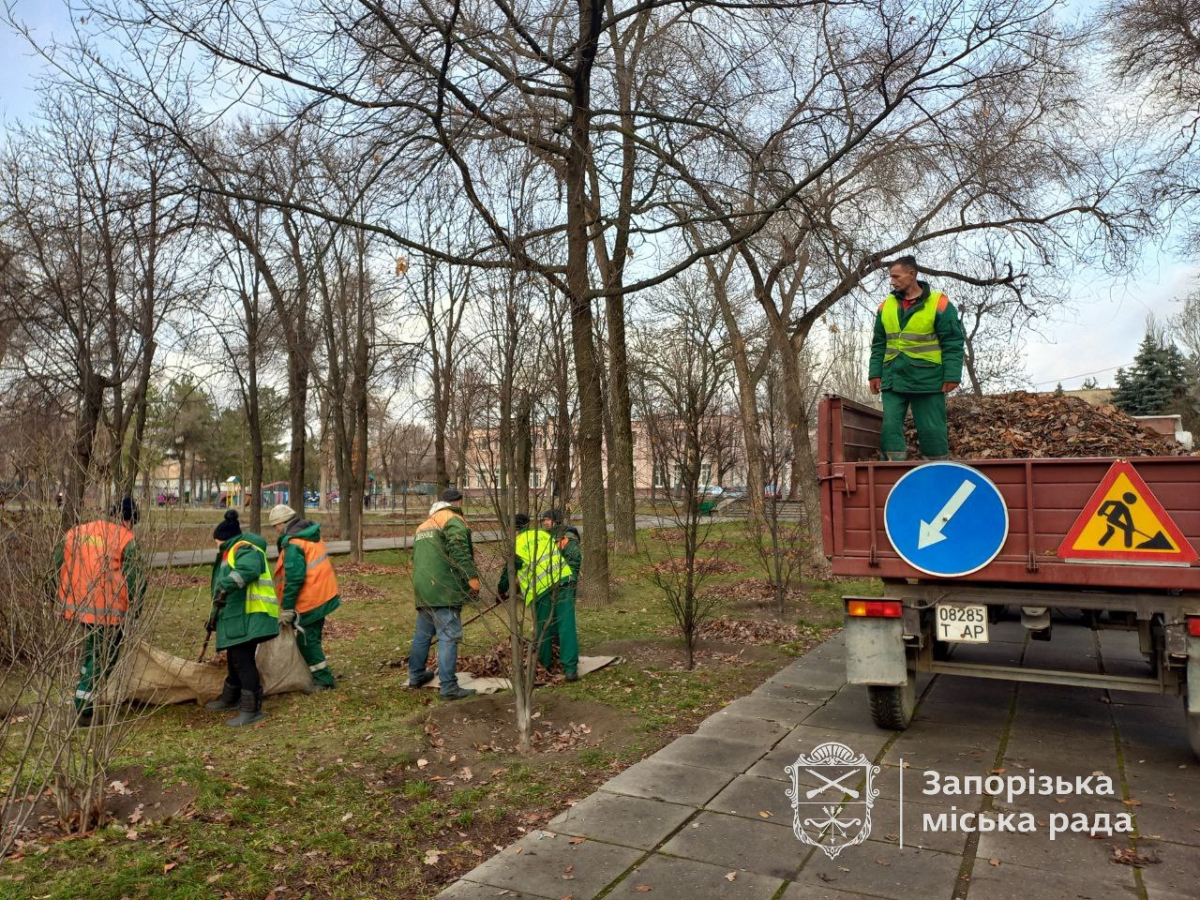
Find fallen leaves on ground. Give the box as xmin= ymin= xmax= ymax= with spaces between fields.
xmin=1111 ymin=847 xmax=1159 ymax=867
xmin=694 ymin=617 xmax=804 ymax=645
xmin=335 ymin=561 xmax=409 ymax=576
xmin=647 ymin=530 xmax=735 ymax=551
xmin=645 ymin=557 xmax=747 ymax=576
xmin=406 ymin=639 xmax=558 ymax=682
xmin=698 ymin=579 xmax=808 ymax=611
xmin=337 ymin=580 xmax=389 ymax=601
xmin=321 ymin=619 xmax=363 ymax=642
xmin=910 ymin=391 xmax=1189 ymax=459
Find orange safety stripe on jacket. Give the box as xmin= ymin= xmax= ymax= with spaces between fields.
xmin=273 ymin=537 xmax=340 ymax=614
xmin=58 ymin=520 xmax=134 ymax=625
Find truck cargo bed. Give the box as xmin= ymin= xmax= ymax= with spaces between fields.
xmin=818 ymin=395 xmax=1200 ymax=592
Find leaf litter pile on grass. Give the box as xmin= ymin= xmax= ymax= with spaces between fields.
xmin=647 ymin=529 xmax=736 ymax=550
xmin=913 ymin=391 xmax=1189 ymax=459
xmin=657 ymin=615 xmax=836 ymax=648
xmin=336 ymin=561 xmax=410 ymax=576
xmin=644 ymin=557 xmax=747 ymax=576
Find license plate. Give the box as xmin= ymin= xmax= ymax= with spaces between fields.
xmin=935 ymin=603 xmax=989 ymax=643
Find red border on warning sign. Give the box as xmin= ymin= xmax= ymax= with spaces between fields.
xmin=1057 ymin=460 xmax=1198 ymax=563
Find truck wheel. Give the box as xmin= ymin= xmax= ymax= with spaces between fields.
xmin=868 ymin=680 xmax=915 ymax=730
xmin=1188 ymin=712 xmax=1200 ymax=763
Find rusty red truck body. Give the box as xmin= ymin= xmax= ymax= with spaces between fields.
xmin=817 ymin=395 xmax=1200 ymax=758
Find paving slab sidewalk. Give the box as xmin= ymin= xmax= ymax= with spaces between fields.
xmin=436 ymin=622 xmax=1192 ymax=900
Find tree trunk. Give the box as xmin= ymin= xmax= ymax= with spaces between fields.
xmin=288 ymin=358 xmax=309 ymax=521
xmin=778 ymin=331 xmax=821 ymax=535
xmin=63 ymin=375 xmax=104 ymax=528
xmin=514 ymin=392 xmax=532 ymax=516
xmin=565 ymin=0 xmax=610 ymax=604
xmin=433 ymin=375 xmax=450 ymax=492
xmin=964 ymin=338 xmax=984 ymax=397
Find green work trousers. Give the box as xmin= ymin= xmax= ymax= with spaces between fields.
xmin=881 ymin=390 xmax=949 ymax=459
xmin=298 ymin=617 xmax=335 ymax=688
xmin=75 ymin=625 xmax=123 ymax=715
xmin=534 ymin=583 xmax=578 ymax=676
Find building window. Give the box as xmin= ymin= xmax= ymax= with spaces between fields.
xmin=654 ymin=460 xmax=669 ymax=489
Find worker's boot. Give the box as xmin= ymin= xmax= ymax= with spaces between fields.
xmin=441 ymin=686 xmax=476 ymax=702
xmin=205 ymin=681 xmax=240 ymax=712
xmin=885 ymin=452 xmax=908 ymax=462
xmin=225 ymin=689 xmax=265 ymax=727
xmin=924 ymin=454 xmax=951 ymax=461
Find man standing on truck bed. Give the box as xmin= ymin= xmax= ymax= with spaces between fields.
xmin=868 ymin=256 xmax=965 ymax=461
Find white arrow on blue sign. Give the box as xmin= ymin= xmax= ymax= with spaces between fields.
xmin=884 ymin=461 xmax=1009 ymax=577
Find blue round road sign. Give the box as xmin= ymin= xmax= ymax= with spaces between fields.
xmin=884 ymin=462 xmax=1009 ymax=577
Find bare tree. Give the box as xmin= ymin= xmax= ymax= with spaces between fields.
xmin=631 ymin=275 xmax=734 ymax=668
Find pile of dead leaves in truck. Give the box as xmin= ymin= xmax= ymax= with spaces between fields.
xmin=906 ymin=391 xmax=1189 ymax=459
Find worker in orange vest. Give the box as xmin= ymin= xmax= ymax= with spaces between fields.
xmin=54 ymin=497 xmax=145 ymax=726
xmin=269 ymin=504 xmax=341 ymax=690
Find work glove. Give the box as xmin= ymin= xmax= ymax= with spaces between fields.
xmin=206 ymin=591 xmax=227 ymax=632
xmin=498 ymin=591 xmax=508 ymax=602
xmin=468 ymin=577 xmax=482 ymax=595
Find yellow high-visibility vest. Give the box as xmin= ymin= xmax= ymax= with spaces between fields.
xmin=514 ymin=529 xmax=573 ymax=605
xmin=880 ymin=291 xmax=947 ymax=364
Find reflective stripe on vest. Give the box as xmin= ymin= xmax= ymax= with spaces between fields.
xmin=514 ymin=529 xmax=573 ymax=605
xmin=273 ymin=538 xmax=339 ymax=614
xmin=58 ymin=520 xmax=134 ymax=626
xmin=227 ymin=541 xmax=279 ymax=618
xmin=880 ymin=291 xmax=946 ymax=364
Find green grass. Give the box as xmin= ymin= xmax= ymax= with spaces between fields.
xmin=0 ymin=523 xmax=855 ymax=899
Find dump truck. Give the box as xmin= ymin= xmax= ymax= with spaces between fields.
xmin=818 ymin=395 xmax=1200 ymax=759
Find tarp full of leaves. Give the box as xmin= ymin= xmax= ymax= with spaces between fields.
xmin=905 ymin=391 xmax=1189 ymax=459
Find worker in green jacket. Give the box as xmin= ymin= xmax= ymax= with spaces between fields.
xmin=269 ymin=504 xmax=341 ymax=691
xmin=408 ymin=488 xmax=480 ymax=701
xmin=204 ymin=510 xmax=280 ymax=726
xmin=499 ymin=512 xmax=577 ymax=682
xmin=868 ymin=255 xmax=965 ymax=461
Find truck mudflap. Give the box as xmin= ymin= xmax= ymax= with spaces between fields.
xmin=845 ymin=616 xmax=908 ymax=686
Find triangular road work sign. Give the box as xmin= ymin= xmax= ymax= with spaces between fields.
xmin=1058 ymin=461 xmax=1197 ymax=564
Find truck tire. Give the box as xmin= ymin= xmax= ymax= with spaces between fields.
xmin=868 ymin=679 xmax=915 ymax=730
xmin=1188 ymin=712 xmax=1200 ymax=764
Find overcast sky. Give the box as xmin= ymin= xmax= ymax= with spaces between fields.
xmin=2 ymin=1 xmax=1195 ymax=393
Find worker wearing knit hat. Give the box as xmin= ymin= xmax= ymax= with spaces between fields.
xmin=270 ymin=503 xmax=341 ymax=691
xmin=212 ymin=508 xmax=243 ymax=541
xmin=205 ymin=510 xmax=278 ymax=726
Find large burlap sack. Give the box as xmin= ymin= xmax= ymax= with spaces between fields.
xmin=99 ymin=626 xmax=313 ymax=706
xmin=257 ymin=625 xmax=315 ymax=697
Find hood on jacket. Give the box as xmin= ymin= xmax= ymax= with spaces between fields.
xmin=281 ymin=518 xmax=320 ymax=544
xmin=219 ymin=531 xmax=267 ymax=555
